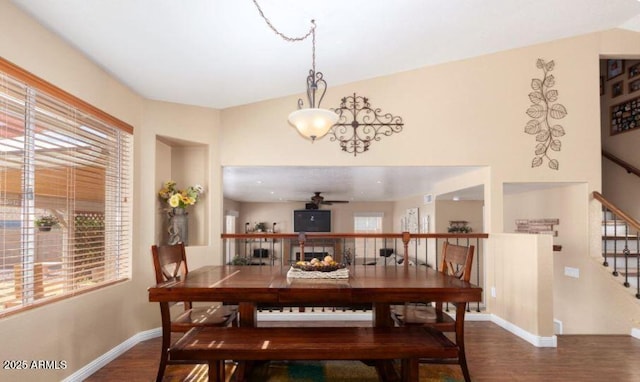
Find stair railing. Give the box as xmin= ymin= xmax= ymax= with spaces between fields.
xmin=602 ymin=150 xmax=640 ymax=179
xmin=593 ymin=191 xmax=640 ymax=299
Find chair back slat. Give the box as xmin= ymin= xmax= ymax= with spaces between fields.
xmin=440 ymin=242 xmax=475 ymax=282
xmin=151 ymin=242 xmax=191 ymax=310
xmin=151 ymin=242 xmax=188 ymax=283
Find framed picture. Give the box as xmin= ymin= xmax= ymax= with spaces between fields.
xmin=405 ymin=207 xmax=419 ymax=234
xmin=630 ymin=79 xmax=640 ymax=93
xmin=600 ymin=76 xmax=604 ymax=96
xmin=610 ymin=96 xmax=640 ymax=135
xmin=629 ymin=62 xmax=640 ymax=79
xmin=612 ymin=80 xmax=623 ymax=98
xmin=607 ymin=59 xmax=624 ymax=80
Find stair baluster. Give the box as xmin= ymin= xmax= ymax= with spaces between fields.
xmin=594 ymin=191 xmax=640 ymax=299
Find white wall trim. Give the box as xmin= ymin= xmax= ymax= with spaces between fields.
xmin=258 ymin=311 xmax=372 ymax=321
xmin=554 ymin=318 xmax=563 ymax=334
xmin=465 ymin=312 xmax=492 ymax=321
xmin=632 ymin=328 xmax=640 ymax=340
xmin=260 ymin=311 xmax=557 ymax=347
xmin=488 ymin=314 xmax=557 ymax=347
xmin=62 ymin=328 xmax=161 ymax=382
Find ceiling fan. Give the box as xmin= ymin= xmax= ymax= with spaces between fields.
xmin=310 ymin=192 xmax=349 ymax=206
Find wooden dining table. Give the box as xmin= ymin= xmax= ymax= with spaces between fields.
xmin=148 ymin=264 xmax=482 ymax=380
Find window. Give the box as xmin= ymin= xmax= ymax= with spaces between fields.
xmin=354 ymin=214 xmax=383 ymax=233
xmin=0 ymin=58 xmax=132 ymax=316
xmin=353 ymin=212 xmax=384 ymax=259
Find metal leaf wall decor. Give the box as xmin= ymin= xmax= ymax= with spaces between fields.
xmin=525 ymin=59 xmax=567 ymax=170
xmin=329 ymin=93 xmax=403 ymax=156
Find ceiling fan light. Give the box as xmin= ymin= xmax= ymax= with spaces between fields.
xmin=288 ymin=108 xmax=338 ymax=141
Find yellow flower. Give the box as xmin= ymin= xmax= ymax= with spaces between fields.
xmin=158 ymin=180 xmax=204 ymax=209
xmin=169 ymin=194 xmax=181 ymax=208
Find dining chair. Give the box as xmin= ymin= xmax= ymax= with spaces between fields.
xmin=391 ymin=241 xmax=475 ymax=382
xmin=151 ymin=242 xmax=238 ymax=382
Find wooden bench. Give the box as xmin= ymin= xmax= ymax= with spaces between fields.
xmin=170 ymin=326 xmax=459 ymax=382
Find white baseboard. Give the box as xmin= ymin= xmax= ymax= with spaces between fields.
xmin=259 ymin=310 xmax=557 ymax=347
xmin=258 ymin=311 xmax=372 ymax=321
xmin=465 ymin=312 xmax=492 ymax=321
xmin=489 ymin=314 xmax=557 ymax=347
xmin=632 ymin=328 xmax=640 ymax=339
xmin=554 ymin=318 xmax=563 ymax=335
xmin=62 ymin=327 xmax=161 ymax=382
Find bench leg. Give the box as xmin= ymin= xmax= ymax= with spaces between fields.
xmin=374 ymin=360 xmax=401 ymax=382
xmin=459 ymin=346 xmax=471 ymax=382
xmin=234 ymin=360 xmax=256 ymax=382
xmin=401 ymin=359 xmax=418 ymax=382
xmin=207 ymin=360 xmax=224 ymax=382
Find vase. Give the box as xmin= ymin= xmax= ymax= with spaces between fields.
xmin=38 ymin=226 xmax=52 ymax=232
xmin=168 ymin=208 xmax=188 ymax=245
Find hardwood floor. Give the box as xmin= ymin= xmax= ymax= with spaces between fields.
xmin=86 ymin=321 xmax=640 ymax=381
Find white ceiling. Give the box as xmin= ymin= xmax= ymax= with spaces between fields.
xmin=223 ymin=166 xmax=481 ymax=203
xmin=12 ymin=0 xmax=640 ymax=109
xmin=12 ymin=0 xmax=639 ymax=203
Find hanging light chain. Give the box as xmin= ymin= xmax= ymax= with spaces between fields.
xmin=252 ymin=0 xmax=316 ymax=72
xmin=311 ymin=23 xmax=316 ymax=74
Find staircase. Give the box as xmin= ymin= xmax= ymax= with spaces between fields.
xmin=594 ymin=191 xmax=640 ymax=298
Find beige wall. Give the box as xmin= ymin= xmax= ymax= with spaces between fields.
xmin=435 ymin=200 xmax=484 ymax=234
xmin=0 ymin=3 xmax=224 ymax=380
xmin=2 ymin=0 xmax=640 ymax=379
xmin=220 ymin=34 xmax=605 ymax=232
xmin=219 ymin=29 xmax=640 ymax=336
xmin=141 ymin=101 xmax=222 ymax=272
xmin=486 ymin=233 xmax=555 ymax=338
xmin=504 ymin=184 xmax=640 ymax=334
xmin=0 ymin=3 xmax=145 ymax=381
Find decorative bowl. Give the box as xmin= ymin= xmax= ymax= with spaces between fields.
xmin=291 ymin=262 xmax=346 ymax=272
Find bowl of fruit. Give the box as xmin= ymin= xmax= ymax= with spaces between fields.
xmin=292 ymin=256 xmax=345 ymax=272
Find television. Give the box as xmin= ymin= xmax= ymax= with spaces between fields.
xmin=293 ymin=209 xmax=331 ymax=232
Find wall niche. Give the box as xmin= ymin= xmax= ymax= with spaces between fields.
xmin=155 ymin=135 xmax=209 ymax=246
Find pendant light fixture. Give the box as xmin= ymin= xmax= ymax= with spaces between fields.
xmin=253 ymin=1 xmax=338 ymax=141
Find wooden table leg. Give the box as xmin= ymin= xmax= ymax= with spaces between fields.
xmin=207 ymin=360 xmax=223 ymax=382
xmin=374 ymin=360 xmax=401 ymax=382
xmin=238 ymin=302 xmax=256 ymax=327
xmin=401 ymin=358 xmax=418 ymax=382
xmin=373 ymin=302 xmax=392 ymax=327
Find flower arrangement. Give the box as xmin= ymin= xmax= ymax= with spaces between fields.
xmin=158 ymin=180 xmax=204 ymax=209
xmin=35 ymin=214 xmax=59 ymax=228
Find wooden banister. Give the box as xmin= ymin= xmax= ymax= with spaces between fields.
xmin=222 ymin=232 xmax=489 ymax=240
xmin=602 ymin=150 xmax=640 ymax=179
xmin=593 ymin=191 xmax=640 ymax=232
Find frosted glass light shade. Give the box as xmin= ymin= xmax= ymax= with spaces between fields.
xmin=288 ymin=108 xmax=339 ymax=141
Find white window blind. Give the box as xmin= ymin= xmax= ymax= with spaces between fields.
xmin=354 ymin=212 xmax=383 ymax=233
xmin=0 ymin=59 xmax=132 ymax=316
xmin=353 ymin=212 xmax=384 ymax=259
